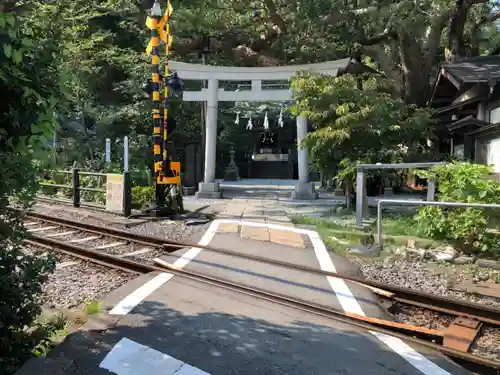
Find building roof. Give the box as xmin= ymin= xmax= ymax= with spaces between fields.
xmin=428 ymin=56 xmax=500 ymax=106
xmin=447 ymin=115 xmax=489 ymax=133
xmin=443 ymin=56 xmax=500 ymax=85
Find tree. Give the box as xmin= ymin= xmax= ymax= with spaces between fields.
xmin=171 ymin=0 xmax=500 ymax=106
xmin=290 ymin=71 xmax=435 ymax=181
xmin=0 ymin=5 xmax=61 ymax=372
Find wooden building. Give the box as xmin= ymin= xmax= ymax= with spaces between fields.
xmin=244 ymin=115 xmax=300 ymax=179
xmin=428 ymin=56 xmax=500 ymax=171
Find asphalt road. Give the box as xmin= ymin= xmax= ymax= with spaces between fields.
xmin=39 ymin=273 xmax=470 ymax=375
xmin=17 ymin=224 xmax=472 ymax=375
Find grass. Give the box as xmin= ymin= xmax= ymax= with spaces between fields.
xmin=291 ymin=213 xmax=443 ymax=254
xmin=26 ymin=299 xmax=103 ymax=364
xmin=30 ymin=312 xmax=69 ymax=358
xmin=83 ymin=299 xmax=103 ymax=315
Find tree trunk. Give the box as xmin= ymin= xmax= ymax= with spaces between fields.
xmin=447 ymin=0 xmax=470 ymax=62
xmin=404 ymin=65 xmax=433 ymax=106
xmin=397 ymin=32 xmax=434 ymax=106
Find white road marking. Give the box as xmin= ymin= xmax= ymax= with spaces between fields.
xmin=28 ymin=226 xmax=58 ymax=233
xmin=371 ymin=332 xmax=452 ymax=375
xmin=108 ymin=217 xmax=454 ymax=374
xmin=109 ymin=221 xmax=219 ymax=316
xmin=94 ymin=241 xmax=128 ymax=250
xmin=46 ymin=230 xmax=78 ymax=238
xmin=215 ymin=219 xmax=453 ymax=375
xmin=100 ymin=337 xmax=211 ymax=375
xmin=69 ymin=236 xmax=100 ymax=243
xmin=109 ymin=273 xmax=175 ymax=316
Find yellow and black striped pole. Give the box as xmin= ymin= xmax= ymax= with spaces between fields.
xmin=162 ymin=0 xmax=173 ymax=177
xmin=150 ymin=1 xmax=164 ymax=207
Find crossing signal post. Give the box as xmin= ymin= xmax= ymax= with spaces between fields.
xmin=144 ymin=0 xmax=183 ymax=217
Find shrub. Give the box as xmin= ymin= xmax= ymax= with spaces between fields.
xmin=0 ymin=211 xmax=56 ymax=372
xmin=131 ymin=185 xmax=184 ymax=212
xmin=132 ymin=186 xmax=154 ymax=209
xmin=80 ymin=175 xmax=106 ymax=204
xmin=414 ymin=162 xmax=500 ymax=254
xmin=38 ymin=180 xmax=58 ymax=197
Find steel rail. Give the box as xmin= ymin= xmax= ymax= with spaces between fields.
xmin=24 ymin=211 xmax=500 ymax=327
xmin=27 ymin=233 xmax=500 ymax=374
xmin=25 ymin=211 xmax=180 ymax=250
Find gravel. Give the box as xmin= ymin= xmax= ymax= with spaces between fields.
xmin=352 ymin=256 xmax=500 ymax=362
xmin=23 ymin=202 xmax=211 ymax=309
xmin=353 ymin=257 xmax=500 ymax=308
xmin=390 ymin=304 xmax=455 ymax=330
xmin=23 ymin=248 xmax=133 ymax=309
xmin=472 ymin=327 xmax=500 ymax=361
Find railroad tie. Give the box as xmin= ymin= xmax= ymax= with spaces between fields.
xmin=46 ymin=230 xmax=79 ymax=238
xmin=69 ymin=236 xmax=101 ymax=244
xmin=94 ymin=242 xmax=128 ymax=250
xmin=28 ymin=226 xmax=58 ymax=233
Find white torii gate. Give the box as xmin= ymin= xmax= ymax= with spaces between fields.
xmin=169 ymin=58 xmax=350 ymax=199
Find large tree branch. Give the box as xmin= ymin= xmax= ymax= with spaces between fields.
xmin=423 ymin=10 xmax=452 ymax=61
xmin=352 ymin=0 xmax=411 ymax=15
xmin=173 ymin=32 xmax=282 ymax=66
xmin=357 ymin=7 xmax=400 ymax=46
xmin=262 ymin=0 xmax=286 ymax=34
xmin=447 ymin=0 xmax=490 ymax=60
xmin=360 ymin=29 xmax=397 ymax=45
xmin=361 ymin=44 xmax=402 ymax=84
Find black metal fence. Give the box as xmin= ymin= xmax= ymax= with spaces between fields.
xmin=38 ymin=169 xmax=132 ymax=216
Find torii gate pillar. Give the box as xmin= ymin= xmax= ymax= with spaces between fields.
xmin=198 ymin=78 xmax=222 ymax=198
xmin=292 ymin=115 xmax=318 ymax=200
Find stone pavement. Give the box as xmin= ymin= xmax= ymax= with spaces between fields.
xmin=184 ymin=179 xmax=430 ymax=224
xmin=215 ymin=198 xmax=307 ymax=248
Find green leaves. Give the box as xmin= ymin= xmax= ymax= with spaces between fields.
xmin=414 ymin=162 xmax=500 ymax=254
xmin=3 ymin=44 xmax=12 ymax=59
xmin=291 ymin=71 xmax=434 ymax=178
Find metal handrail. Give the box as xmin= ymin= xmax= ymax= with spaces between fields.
xmin=78 ymin=171 xmax=107 ymax=177
xmin=357 ymin=162 xmax=445 ymax=170
xmin=39 ymin=183 xmax=71 ymax=189
xmin=79 ymin=186 xmax=106 ymax=193
xmin=376 ymin=199 xmax=500 ymax=247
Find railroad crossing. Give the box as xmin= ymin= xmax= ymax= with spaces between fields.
xmin=16 ymin=198 xmax=494 ymax=375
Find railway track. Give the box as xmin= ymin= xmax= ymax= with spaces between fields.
xmin=22 ymin=210 xmax=500 ymax=374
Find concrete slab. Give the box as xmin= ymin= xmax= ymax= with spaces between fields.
xmin=29 ymin=276 xmax=470 ymax=375
xmin=217 ymin=223 xmax=240 ymax=233
xmin=269 ymin=228 xmax=305 ymax=248
xmin=240 ymin=225 xmax=270 ymax=241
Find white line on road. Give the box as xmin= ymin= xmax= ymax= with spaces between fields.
xmin=107 ymin=217 xmax=454 ymax=374
xmin=109 ymin=273 xmax=175 ymax=316
xmin=100 ymin=337 xmax=211 ymax=375
xmin=215 ymin=219 xmax=453 ymax=375
xmin=109 ymin=220 xmax=219 ymax=316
